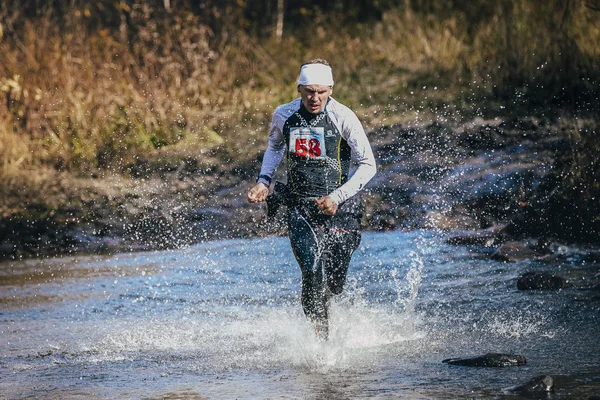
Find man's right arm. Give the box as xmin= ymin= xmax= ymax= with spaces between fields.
xmin=247 ymin=112 xmax=286 ymax=203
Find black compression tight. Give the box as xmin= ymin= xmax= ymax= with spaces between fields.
xmin=288 ymin=209 xmax=361 ymax=336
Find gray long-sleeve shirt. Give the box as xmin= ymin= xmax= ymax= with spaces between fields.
xmin=257 ymin=97 xmax=376 ymax=204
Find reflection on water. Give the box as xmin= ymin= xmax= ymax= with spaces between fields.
xmin=0 ymin=231 xmax=599 ymax=399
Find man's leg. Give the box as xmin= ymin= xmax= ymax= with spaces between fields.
xmin=324 ymin=230 xmax=361 ymax=295
xmin=288 ymin=210 xmax=329 ymax=337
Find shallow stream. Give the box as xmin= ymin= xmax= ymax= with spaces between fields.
xmin=1 ymin=231 xmax=599 ymax=399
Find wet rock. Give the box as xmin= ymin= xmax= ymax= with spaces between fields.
xmin=458 ymin=125 xmax=505 ymax=150
xmin=492 ymin=241 xmax=541 ymax=262
xmin=371 ymin=213 xmax=398 ymax=231
xmin=442 ymin=353 xmax=526 ymax=367
xmin=0 ymin=240 xmax=15 ymax=256
xmin=368 ymin=169 xmax=417 ymax=205
xmin=446 ymin=226 xmax=504 ymax=246
xmin=367 ymin=118 xmax=559 ymax=236
xmin=423 ymin=210 xmax=480 ymax=231
xmin=517 ymin=271 xmax=566 ymax=290
xmin=499 ymin=117 xmax=539 ymax=132
xmin=508 ymin=375 xmax=554 ymax=395
xmin=190 ymin=207 xmax=230 ymax=223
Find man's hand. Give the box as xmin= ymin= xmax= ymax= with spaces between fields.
xmin=315 ymin=195 xmax=338 ymax=215
xmin=247 ymin=182 xmax=269 ymax=203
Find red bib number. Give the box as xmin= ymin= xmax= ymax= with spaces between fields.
xmin=289 ymin=127 xmax=326 ymax=159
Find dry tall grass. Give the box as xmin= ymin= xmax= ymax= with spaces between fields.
xmin=0 ymin=1 xmax=598 ymax=180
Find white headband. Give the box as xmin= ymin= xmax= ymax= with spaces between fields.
xmin=297 ymin=63 xmax=334 ymax=86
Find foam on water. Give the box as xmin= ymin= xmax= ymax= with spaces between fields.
xmin=62 ymin=279 xmax=427 ymax=373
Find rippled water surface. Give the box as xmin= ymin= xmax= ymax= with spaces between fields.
xmin=1 ymin=231 xmax=599 ymax=399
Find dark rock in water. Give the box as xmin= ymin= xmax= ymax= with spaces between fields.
xmin=442 ymin=353 xmax=526 ymax=367
xmin=509 ymin=375 xmax=554 ymax=394
xmin=423 ymin=210 xmax=480 ymax=231
xmin=492 ymin=241 xmax=541 ymax=262
xmin=499 ymin=117 xmax=539 ymax=132
xmin=446 ymin=226 xmax=505 ymax=246
xmin=517 ymin=271 xmax=566 ymax=290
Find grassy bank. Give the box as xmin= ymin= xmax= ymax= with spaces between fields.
xmin=0 ymin=1 xmax=599 ymax=243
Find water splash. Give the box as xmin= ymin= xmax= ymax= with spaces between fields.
xmin=65 ymin=274 xmax=428 ymax=373
xmin=485 ymin=312 xmax=552 ymax=339
xmin=402 ymin=251 xmax=425 ymax=314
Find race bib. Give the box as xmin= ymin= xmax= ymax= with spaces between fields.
xmin=289 ymin=127 xmax=326 ymax=159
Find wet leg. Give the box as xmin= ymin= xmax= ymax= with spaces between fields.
xmin=289 ymin=211 xmax=329 ymax=338
xmin=324 ymin=230 xmax=361 ymax=296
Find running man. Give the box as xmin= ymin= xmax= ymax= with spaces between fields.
xmin=247 ymin=59 xmax=376 ymax=338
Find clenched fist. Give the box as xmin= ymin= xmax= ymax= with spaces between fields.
xmin=315 ymin=195 xmax=338 ymax=215
xmin=247 ymin=182 xmax=269 ymax=203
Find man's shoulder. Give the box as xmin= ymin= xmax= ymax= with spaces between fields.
xmin=326 ymin=98 xmax=358 ymax=121
xmin=274 ymin=98 xmax=302 ymax=119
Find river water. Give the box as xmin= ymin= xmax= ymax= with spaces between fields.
xmin=1 ymin=230 xmax=599 ymax=399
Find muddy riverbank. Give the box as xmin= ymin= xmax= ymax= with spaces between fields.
xmin=1 ymin=116 xmax=598 ymax=260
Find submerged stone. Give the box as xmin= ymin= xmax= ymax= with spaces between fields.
xmin=442 ymin=353 xmax=526 ymax=367
xmin=517 ymin=271 xmax=566 ymax=290
xmin=492 ymin=241 xmax=541 ymax=262
xmin=446 ymin=226 xmax=504 ymax=246
xmin=423 ymin=210 xmax=480 ymax=231
xmin=508 ymin=375 xmax=554 ymax=394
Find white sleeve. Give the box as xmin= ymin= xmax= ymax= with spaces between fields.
xmin=329 ymin=109 xmax=376 ymax=204
xmin=257 ymin=112 xmax=285 ymax=186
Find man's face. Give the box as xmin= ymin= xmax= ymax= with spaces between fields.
xmin=298 ymin=85 xmax=332 ymax=114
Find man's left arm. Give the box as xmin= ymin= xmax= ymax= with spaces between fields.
xmin=328 ymin=110 xmax=376 ymax=205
